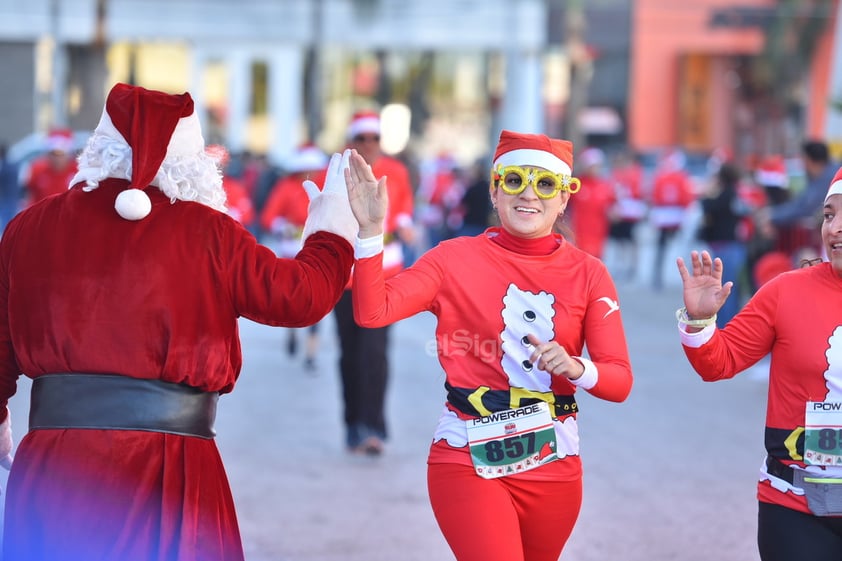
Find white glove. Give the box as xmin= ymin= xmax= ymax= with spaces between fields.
xmin=0 ymin=409 xmax=13 ymax=471
xmin=300 ymin=149 xmax=358 ymax=245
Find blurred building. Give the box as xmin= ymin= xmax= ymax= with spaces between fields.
xmin=629 ymin=0 xmax=841 ymax=161
xmin=0 ymin=0 xmax=552 ymax=166
xmin=1 ymin=0 xmax=841 ymax=168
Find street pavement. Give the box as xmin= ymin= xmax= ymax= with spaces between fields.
xmin=1 ymin=229 xmax=769 ymax=561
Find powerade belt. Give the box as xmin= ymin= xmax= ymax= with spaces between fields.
xmin=29 ymin=373 xmax=218 ymax=439
xmin=445 ymin=382 xmax=578 ymax=419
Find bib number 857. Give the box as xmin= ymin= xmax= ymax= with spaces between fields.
xmin=484 ymin=433 xmax=536 ymax=462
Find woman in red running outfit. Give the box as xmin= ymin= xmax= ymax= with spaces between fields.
xmin=676 ymin=166 xmax=842 ymax=560
xmin=346 ymin=130 xmax=634 ymax=561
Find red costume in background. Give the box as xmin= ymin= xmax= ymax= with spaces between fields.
xmin=24 ymin=155 xmax=78 ymax=206
xmin=222 ymin=175 xmax=255 ymax=226
xmin=262 ymin=172 xmax=319 ymax=232
xmin=568 ymin=173 xmax=616 ymax=258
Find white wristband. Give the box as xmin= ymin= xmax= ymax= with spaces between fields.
xmin=675 ymin=307 xmax=717 ymax=328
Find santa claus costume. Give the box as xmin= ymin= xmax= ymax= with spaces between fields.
xmin=349 ymin=130 xmax=633 ymax=561
xmin=0 ymin=83 xmax=356 ymax=561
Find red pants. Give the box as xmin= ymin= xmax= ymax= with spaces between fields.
xmin=428 ymin=462 xmax=582 ymax=561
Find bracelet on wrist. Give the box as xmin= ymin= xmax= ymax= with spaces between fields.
xmin=675 ymin=306 xmax=717 ymax=328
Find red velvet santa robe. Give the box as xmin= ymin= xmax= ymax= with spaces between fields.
xmin=0 ymin=178 xmax=353 ymax=561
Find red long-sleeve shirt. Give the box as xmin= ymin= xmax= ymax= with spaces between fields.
xmin=353 ymin=228 xmax=633 ymax=480
xmin=681 ymin=263 xmax=842 ymax=514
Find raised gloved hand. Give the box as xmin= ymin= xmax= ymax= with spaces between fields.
xmin=300 ymin=149 xmax=358 ymax=245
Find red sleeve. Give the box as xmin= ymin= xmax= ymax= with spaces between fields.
xmin=580 ymin=266 xmax=633 ymax=402
xmin=229 ymin=229 xmax=353 ymax=327
xmin=682 ymin=281 xmax=778 ymax=381
xmin=352 ymin=246 xmax=443 ymax=327
xmin=260 ymin=180 xmax=286 ymax=231
xmin=0 ymin=225 xmax=18 ymax=415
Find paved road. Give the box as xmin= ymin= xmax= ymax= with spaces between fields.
xmin=1 ymin=231 xmax=769 ymax=561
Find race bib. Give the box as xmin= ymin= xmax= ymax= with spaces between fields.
xmin=466 ymin=402 xmax=558 ymax=479
xmin=804 ymin=401 xmax=842 ymax=466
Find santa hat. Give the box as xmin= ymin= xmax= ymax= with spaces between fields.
xmin=92 ymin=83 xmax=204 ymax=220
xmin=347 ymin=110 xmax=381 ymax=139
xmin=286 ymin=143 xmax=328 ymax=173
xmin=46 ymin=128 xmax=74 ymax=153
xmin=206 ymin=144 xmax=231 ymax=168
xmin=753 ymin=251 xmax=792 ymax=288
xmin=825 ymin=165 xmax=842 ymax=203
xmin=492 ymin=130 xmax=573 ymax=176
xmin=755 ymin=155 xmax=788 ymax=188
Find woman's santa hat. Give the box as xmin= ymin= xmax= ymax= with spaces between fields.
xmin=46 ymin=128 xmax=74 ymax=153
xmin=347 ymin=110 xmax=381 ymax=139
xmin=286 ymin=143 xmax=328 ymax=174
xmin=74 ymin=83 xmax=206 ymax=220
xmin=755 ymin=155 xmax=788 ymax=188
xmin=492 ymin=130 xmax=574 ymax=176
xmin=826 ymin=166 xmax=842 ymax=203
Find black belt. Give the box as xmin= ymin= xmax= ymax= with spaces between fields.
xmin=445 ymin=382 xmax=578 ymax=419
xmin=30 ymin=374 xmax=218 ymax=439
xmin=766 ymin=455 xmax=795 ymax=484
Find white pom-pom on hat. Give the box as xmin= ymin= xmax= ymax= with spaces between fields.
xmin=115 ymin=188 xmax=152 ymax=220
xmin=78 ymin=83 xmax=201 ymax=221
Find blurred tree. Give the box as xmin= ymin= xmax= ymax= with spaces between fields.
xmin=709 ymin=1 xmax=833 ymax=156
xmin=67 ymin=0 xmax=108 ymax=130
xmin=303 ymin=0 xmax=324 ymax=143
xmin=754 ymin=0 xmax=833 ymax=135
xmin=561 ymin=0 xmax=591 ymax=152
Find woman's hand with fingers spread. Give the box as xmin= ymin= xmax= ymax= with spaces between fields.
xmin=345 ymin=150 xmax=388 ymax=238
xmin=676 ymin=250 xmax=731 ymax=320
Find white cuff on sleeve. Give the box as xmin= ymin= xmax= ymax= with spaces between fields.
xmin=355 ymin=234 xmax=384 ymax=259
xmin=678 ymin=323 xmax=716 ymax=348
xmin=569 ymin=357 xmax=598 ymax=390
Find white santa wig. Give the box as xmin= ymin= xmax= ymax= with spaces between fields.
xmin=71 ymin=83 xmax=227 ymax=219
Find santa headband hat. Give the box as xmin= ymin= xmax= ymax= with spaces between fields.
xmin=755 ymin=155 xmax=788 ymax=188
xmin=46 ymin=128 xmax=74 ymax=153
xmin=347 ymin=110 xmax=381 ymax=139
xmin=825 ymin=166 xmax=842 ymax=203
xmin=492 ymin=130 xmax=574 ymax=176
xmin=286 ymin=143 xmax=328 ymax=173
xmin=93 ymin=83 xmax=204 ymax=220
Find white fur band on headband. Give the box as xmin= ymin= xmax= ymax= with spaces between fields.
xmin=493 ymin=149 xmax=571 ymax=176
